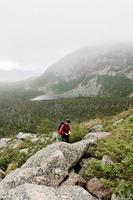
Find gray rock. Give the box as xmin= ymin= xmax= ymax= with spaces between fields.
xmin=0 ymin=168 xmax=44 ymax=192
xmin=22 ymin=140 xmax=92 ymax=186
xmin=83 ymin=132 xmax=111 ymax=143
xmin=89 ymin=125 xmax=103 ymax=132
xmin=0 ymin=138 xmax=12 ymax=149
xmin=102 ymin=155 xmax=114 ymax=165
xmin=1 ymin=183 xmax=97 ymax=200
xmin=16 ymin=132 xmax=38 ymax=141
xmin=0 ymin=140 xmax=92 ymax=193
xmin=0 ymin=169 xmax=5 ymax=179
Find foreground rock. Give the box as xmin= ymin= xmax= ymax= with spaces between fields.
xmin=86 ymin=178 xmax=112 ymax=200
xmin=22 ymin=140 xmax=92 ymax=186
xmin=0 ymin=132 xmax=112 ymax=198
xmin=1 ymin=184 xmax=97 ymax=200
xmin=0 ymin=140 xmax=92 ymax=194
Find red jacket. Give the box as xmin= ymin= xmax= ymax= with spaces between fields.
xmin=59 ymin=123 xmax=70 ymax=136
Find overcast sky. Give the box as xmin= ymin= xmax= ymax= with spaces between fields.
xmin=0 ymin=0 xmax=133 ymax=75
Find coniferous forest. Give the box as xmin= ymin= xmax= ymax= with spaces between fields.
xmin=0 ymin=97 xmax=132 ymax=138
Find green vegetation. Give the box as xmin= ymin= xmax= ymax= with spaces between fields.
xmin=0 ymin=97 xmax=132 ymax=138
xmin=84 ymin=109 xmax=133 ymax=198
xmin=69 ymin=122 xmax=87 ymax=143
xmin=98 ymin=75 xmax=133 ymax=97
xmin=0 ymin=138 xmax=53 ymax=172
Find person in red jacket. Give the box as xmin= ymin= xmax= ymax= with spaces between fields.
xmin=58 ymin=119 xmax=71 ymax=143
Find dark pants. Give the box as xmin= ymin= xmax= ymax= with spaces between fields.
xmin=61 ymin=134 xmax=69 ymax=143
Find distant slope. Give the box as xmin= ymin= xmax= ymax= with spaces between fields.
xmin=31 ymin=44 xmax=133 ymax=98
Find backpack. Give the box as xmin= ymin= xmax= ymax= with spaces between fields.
xmin=58 ymin=122 xmax=64 ymax=134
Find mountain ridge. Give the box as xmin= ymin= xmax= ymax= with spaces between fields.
xmin=30 ymin=44 xmax=133 ymax=98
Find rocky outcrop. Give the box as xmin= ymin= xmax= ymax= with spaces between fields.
xmin=0 ymin=140 xmax=92 ymax=195
xmin=86 ymin=178 xmax=112 ymax=200
xmin=83 ymin=132 xmax=111 ymax=143
xmin=1 ymin=184 xmax=97 ymax=200
xmin=0 ymin=131 xmax=112 ymax=199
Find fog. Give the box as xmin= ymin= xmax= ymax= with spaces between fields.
xmin=0 ymin=0 xmax=133 ymax=81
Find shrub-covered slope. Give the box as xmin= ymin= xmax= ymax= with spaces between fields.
xmin=84 ymin=109 xmax=133 ymax=198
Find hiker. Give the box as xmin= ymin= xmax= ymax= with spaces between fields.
xmin=58 ymin=119 xmax=71 ymax=143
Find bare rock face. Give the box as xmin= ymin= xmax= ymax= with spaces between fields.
xmin=86 ymin=178 xmax=112 ymax=200
xmin=0 ymin=139 xmax=92 ymax=195
xmin=1 ymin=184 xmax=97 ymax=200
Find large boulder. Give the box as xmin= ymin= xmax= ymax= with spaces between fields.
xmin=0 ymin=140 xmax=92 ymax=194
xmin=83 ymin=132 xmax=111 ymax=143
xmin=0 ymin=168 xmax=44 ymax=192
xmin=86 ymin=178 xmax=112 ymax=200
xmin=22 ymin=140 xmax=92 ymax=186
xmin=1 ymin=183 xmax=97 ymax=200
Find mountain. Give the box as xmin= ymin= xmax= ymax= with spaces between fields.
xmin=30 ymin=44 xmax=133 ymax=98
xmin=0 ymin=69 xmax=35 ymax=82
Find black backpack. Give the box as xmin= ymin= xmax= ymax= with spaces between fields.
xmin=58 ymin=122 xmax=64 ymax=133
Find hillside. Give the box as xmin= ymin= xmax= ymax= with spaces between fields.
xmin=30 ymin=44 xmax=133 ymax=98
xmin=0 ymin=44 xmax=133 ymax=100
xmin=0 ymin=108 xmax=132 ymax=199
